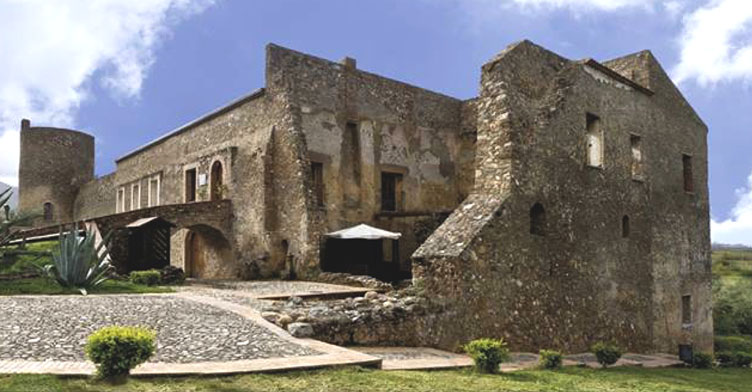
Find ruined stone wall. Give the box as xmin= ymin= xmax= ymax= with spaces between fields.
xmin=18 ymin=122 xmax=94 ymax=225
xmin=266 ymin=45 xmax=475 ymax=269
xmin=415 ymin=41 xmax=711 ymax=354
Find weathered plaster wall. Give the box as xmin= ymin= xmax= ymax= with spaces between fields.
xmin=266 ymin=45 xmax=475 ymax=269
xmin=415 ymin=41 xmax=711 ymax=354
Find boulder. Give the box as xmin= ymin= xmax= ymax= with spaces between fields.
xmin=288 ymin=322 xmax=314 ymax=338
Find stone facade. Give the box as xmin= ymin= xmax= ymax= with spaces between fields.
xmin=414 ymin=41 xmax=711 ymax=353
xmin=17 ymin=40 xmax=711 ymax=354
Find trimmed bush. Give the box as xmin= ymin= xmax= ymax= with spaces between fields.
xmin=85 ymin=326 xmax=156 ymax=379
xmin=129 ymin=270 xmax=161 ymax=286
xmin=464 ymin=338 xmax=509 ymax=374
xmin=539 ymin=349 xmax=563 ymax=370
xmin=715 ymin=335 xmax=752 ymax=353
xmin=690 ymin=352 xmax=714 ymax=369
xmin=160 ymin=266 xmax=185 ymax=285
xmin=717 ymin=351 xmax=752 ymax=368
xmin=591 ymin=342 xmax=623 ymax=368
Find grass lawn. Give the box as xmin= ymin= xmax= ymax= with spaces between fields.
xmin=1 ymin=240 xmax=172 ymax=295
xmin=0 ymin=277 xmax=173 ymax=295
xmin=0 ymin=367 xmax=750 ymax=392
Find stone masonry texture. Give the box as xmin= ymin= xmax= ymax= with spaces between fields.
xmin=17 ymin=39 xmax=711 ymax=354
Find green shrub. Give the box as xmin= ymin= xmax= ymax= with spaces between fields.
xmin=690 ymin=352 xmax=714 ymax=369
xmin=591 ymin=342 xmax=623 ymax=368
xmin=159 ymin=266 xmax=185 ymax=285
xmin=463 ymin=338 xmax=509 ymax=374
xmin=129 ymin=270 xmax=161 ymax=286
xmin=539 ymin=349 xmax=563 ymax=370
xmin=716 ymin=351 xmax=736 ymax=368
xmin=85 ymin=326 xmax=156 ymax=379
xmin=718 ymin=351 xmax=752 ymax=368
xmin=714 ymin=281 xmax=752 ymax=335
xmin=715 ymin=335 xmax=752 ymax=353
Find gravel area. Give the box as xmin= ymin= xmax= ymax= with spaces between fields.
xmin=0 ymin=295 xmax=319 ymax=363
xmin=182 ymin=280 xmax=365 ymax=298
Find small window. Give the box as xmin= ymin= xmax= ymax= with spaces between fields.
xmin=148 ymin=175 xmax=160 ymax=207
xmin=381 ymin=172 xmax=402 ymax=212
xmin=683 ymin=154 xmax=694 ymax=193
xmin=622 ymin=215 xmax=630 ymax=238
xmin=117 ymin=187 xmax=126 ymax=213
xmin=43 ymin=203 xmax=53 ymax=222
xmin=311 ymin=161 xmax=324 ymax=206
xmin=530 ymin=203 xmax=546 ymax=236
xmin=630 ymin=135 xmax=643 ymax=179
xmin=586 ymin=113 xmax=604 ymax=168
xmin=130 ymin=183 xmax=141 ymax=211
xmin=682 ymin=295 xmax=692 ymax=324
xmin=185 ymin=168 xmax=197 ymax=202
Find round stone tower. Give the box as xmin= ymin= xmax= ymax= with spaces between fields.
xmin=18 ymin=119 xmax=94 ymax=226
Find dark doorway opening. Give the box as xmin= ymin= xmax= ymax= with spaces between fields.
xmin=126 ymin=217 xmax=174 ymax=272
xmin=210 ymin=161 xmax=224 ymax=201
xmin=321 ymin=238 xmax=407 ymax=282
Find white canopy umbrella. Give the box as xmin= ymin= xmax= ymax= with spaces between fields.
xmin=325 ymin=223 xmax=401 ymax=240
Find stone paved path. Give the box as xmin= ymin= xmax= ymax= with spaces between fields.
xmin=0 ymin=294 xmax=317 ymax=363
xmin=0 ymin=282 xmax=383 ymax=375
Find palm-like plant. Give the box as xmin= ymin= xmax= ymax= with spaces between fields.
xmin=43 ymin=224 xmax=113 ymax=295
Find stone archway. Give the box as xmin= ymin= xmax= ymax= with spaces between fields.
xmin=183 ymin=224 xmax=236 ymax=279
xmin=210 ymin=160 xmax=224 ymax=201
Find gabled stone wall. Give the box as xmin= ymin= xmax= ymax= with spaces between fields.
xmin=414 ymin=41 xmax=712 ymax=354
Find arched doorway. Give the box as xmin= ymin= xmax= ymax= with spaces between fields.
xmin=183 ymin=224 xmax=235 ymax=279
xmin=210 ymin=161 xmax=224 ymax=201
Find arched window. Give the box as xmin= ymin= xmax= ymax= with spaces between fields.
xmin=622 ymin=215 xmax=630 ymax=238
xmin=530 ymin=203 xmax=546 ymax=236
xmin=210 ymin=161 xmax=224 ymax=201
xmin=43 ymin=202 xmax=53 ymax=222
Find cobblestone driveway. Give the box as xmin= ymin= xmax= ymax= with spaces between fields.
xmin=0 ymin=295 xmax=319 ymax=363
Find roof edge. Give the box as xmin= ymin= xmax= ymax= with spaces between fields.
xmin=116 ymin=88 xmax=265 ymax=163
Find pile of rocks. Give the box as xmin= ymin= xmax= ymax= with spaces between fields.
xmin=315 ymin=272 xmax=393 ymax=291
xmin=261 ymin=290 xmax=444 ymax=346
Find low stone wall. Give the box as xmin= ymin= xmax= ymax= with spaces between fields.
xmin=260 ymin=289 xmax=451 ymax=347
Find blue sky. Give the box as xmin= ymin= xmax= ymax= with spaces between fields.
xmin=1 ymin=0 xmax=752 ymax=244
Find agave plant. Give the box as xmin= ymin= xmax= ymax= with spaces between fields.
xmin=43 ymin=224 xmax=113 ymax=295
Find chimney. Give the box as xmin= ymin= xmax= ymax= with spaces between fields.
xmin=20 ymin=119 xmax=30 ymax=131
xmin=340 ymin=56 xmax=357 ymax=70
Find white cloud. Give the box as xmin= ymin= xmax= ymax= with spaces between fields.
xmin=712 ymin=170 xmax=752 ymax=245
xmin=0 ymin=0 xmax=215 ymax=187
xmin=673 ymin=0 xmax=752 ymax=85
xmin=510 ymin=0 xmax=659 ymax=12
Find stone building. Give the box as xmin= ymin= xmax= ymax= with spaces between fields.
xmin=17 ymin=40 xmax=711 ymax=353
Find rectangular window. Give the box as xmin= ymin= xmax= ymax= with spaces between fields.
xmin=311 ymin=161 xmax=324 ymax=206
xmin=381 ymin=172 xmax=402 ymax=212
xmin=683 ymin=154 xmax=694 ymax=193
xmin=586 ymin=113 xmax=604 ymax=168
xmin=630 ymin=135 xmax=643 ymax=179
xmin=148 ymin=175 xmax=160 ymax=207
xmin=116 ymin=187 xmax=125 ymax=213
xmin=682 ymin=295 xmax=692 ymax=324
xmin=130 ymin=183 xmax=141 ymax=211
xmin=185 ymin=168 xmax=197 ymax=202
